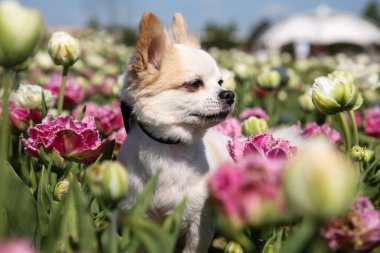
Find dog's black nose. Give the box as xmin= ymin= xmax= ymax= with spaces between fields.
xmin=219 ymin=90 xmax=235 ymax=105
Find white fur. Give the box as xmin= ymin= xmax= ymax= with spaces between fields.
xmin=118 ymin=36 xmax=234 ymax=253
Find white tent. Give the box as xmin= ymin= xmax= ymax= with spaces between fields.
xmin=259 ymin=5 xmax=380 ymax=51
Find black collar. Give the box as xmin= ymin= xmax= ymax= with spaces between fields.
xmin=137 ymin=121 xmax=181 ymax=145
xmin=120 ymin=101 xmax=181 ymax=145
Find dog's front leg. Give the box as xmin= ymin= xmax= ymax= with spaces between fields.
xmin=182 ymin=181 xmax=215 ymax=253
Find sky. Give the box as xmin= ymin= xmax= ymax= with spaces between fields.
xmin=18 ymin=0 xmax=375 ymax=38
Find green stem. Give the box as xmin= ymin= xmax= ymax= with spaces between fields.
xmin=56 ymin=66 xmax=69 ymax=117
xmin=108 ymin=209 xmax=118 ymax=253
xmin=349 ymin=110 xmax=359 ymax=146
xmin=1 ymin=69 xmax=13 ymax=164
xmin=338 ymin=112 xmax=351 ymax=153
xmin=266 ymin=92 xmax=276 ymax=126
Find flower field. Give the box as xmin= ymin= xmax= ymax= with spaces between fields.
xmin=0 ymin=1 xmax=380 ymax=253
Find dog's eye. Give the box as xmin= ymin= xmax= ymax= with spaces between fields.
xmin=185 ymin=79 xmax=203 ymax=90
xmin=218 ymin=79 xmax=223 ymax=86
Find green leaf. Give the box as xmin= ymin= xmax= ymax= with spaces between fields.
xmin=41 ymin=91 xmax=48 ymax=119
xmin=70 ymin=176 xmax=97 ymax=253
xmin=0 ymin=159 xmax=37 ymax=239
xmin=76 ymin=104 xmax=87 ymax=120
xmin=128 ymin=172 xmax=159 ymax=218
xmin=280 ymin=219 xmax=319 ymax=253
xmin=35 ymin=165 xmax=52 ymax=248
xmin=162 ymin=199 xmax=186 ymax=252
xmin=130 ymin=218 xmax=172 ymax=253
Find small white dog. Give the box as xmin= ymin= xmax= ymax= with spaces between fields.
xmin=118 ymin=12 xmax=234 ymax=253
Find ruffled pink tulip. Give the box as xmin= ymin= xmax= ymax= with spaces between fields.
xmin=227 ymin=134 xmax=296 ymax=162
xmin=213 ymin=117 xmax=242 ymax=138
xmin=108 ymin=128 xmax=127 ymax=153
xmin=240 ymin=107 xmax=269 ymax=122
xmin=208 ymin=155 xmax=286 ymax=227
xmin=321 ymin=196 xmax=380 ymax=252
xmin=365 ymin=107 xmax=380 ymax=138
xmin=45 ymin=73 xmax=85 ymax=107
xmin=20 ymin=115 xmax=109 ymax=164
xmin=0 ymin=239 xmax=37 ymax=253
xmin=72 ymin=102 xmax=123 ymax=135
xmin=301 ymin=122 xmax=342 ymax=145
xmin=9 ymin=100 xmax=41 ymax=131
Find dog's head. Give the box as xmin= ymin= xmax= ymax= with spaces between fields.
xmin=121 ymin=12 xmax=235 ymax=144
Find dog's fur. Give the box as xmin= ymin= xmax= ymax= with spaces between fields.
xmin=118 ymin=12 xmax=234 ymax=253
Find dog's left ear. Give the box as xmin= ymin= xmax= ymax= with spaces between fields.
xmin=169 ymin=13 xmax=200 ymax=48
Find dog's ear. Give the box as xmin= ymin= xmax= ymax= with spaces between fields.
xmin=133 ymin=12 xmax=167 ymax=72
xmin=169 ymin=13 xmax=200 ymax=48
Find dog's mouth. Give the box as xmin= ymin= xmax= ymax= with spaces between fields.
xmin=190 ymin=110 xmax=230 ymax=121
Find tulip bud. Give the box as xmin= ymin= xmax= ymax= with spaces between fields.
xmin=298 ymin=92 xmax=315 ymax=112
xmin=54 ymin=179 xmax=69 ymax=201
xmin=351 ymin=145 xmax=375 ymax=163
xmin=309 ymin=71 xmax=363 ymax=115
xmin=48 ymin=31 xmax=80 ymax=67
xmin=13 ymin=84 xmax=56 ymax=110
xmin=284 ymin=138 xmax=358 ymax=220
xmin=87 ymin=161 xmax=128 ymax=206
xmin=256 ymin=68 xmax=281 ymax=90
xmin=0 ymin=1 xmax=44 ymax=68
xmin=224 ymin=241 xmax=244 ymax=253
xmin=242 ymin=116 xmax=268 ymax=136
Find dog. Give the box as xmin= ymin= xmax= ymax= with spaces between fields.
xmin=118 ymin=12 xmax=235 ymax=253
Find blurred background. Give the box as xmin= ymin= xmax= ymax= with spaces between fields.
xmin=19 ymin=0 xmax=380 ymax=56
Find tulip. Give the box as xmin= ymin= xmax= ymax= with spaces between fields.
xmin=227 ymin=134 xmax=296 ymax=162
xmin=213 ymin=118 xmax=242 ymax=138
xmin=309 ymin=71 xmax=363 ymax=115
xmin=87 ymin=161 xmax=128 ymax=206
xmin=351 ymin=145 xmax=375 ymax=163
xmin=239 ymin=107 xmax=269 ymax=122
xmin=224 ymin=241 xmax=244 ymax=253
xmin=48 ymin=31 xmax=80 ymax=67
xmin=0 ymin=1 xmax=44 ymax=68
xmin=13 ymin=84 xmax=56 ymax=110
xmin=321 ymin=196 xmax=380 ymax=252
xmin=256 ymin=68 xmax=281 ymax=90
xmin=365 ymin=107 xmax=380 ymax=138
xmin=242 ymin=116 xmax=268 ymax=136
xmin=0 ymin=239 xmax=37 ymax=253
xmin=284 ymin=138 xmax=358 ymax=220
xmin=20 ymin=115 xmax=110 ymax=164
xmin=54 ymin=179 xmax=69 ymax=201
xmin=298 ymin=92 xmax=315 ymax=112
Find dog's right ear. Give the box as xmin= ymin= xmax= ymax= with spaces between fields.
xmin=132 ymin=12 xmax=167 ymax=72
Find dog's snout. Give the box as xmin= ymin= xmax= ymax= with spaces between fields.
xmin=218 ymin=90 xmax=235 ymax=105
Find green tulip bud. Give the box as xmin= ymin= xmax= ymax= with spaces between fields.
xmin=284 ymin=138 xmax=358 ymax=220
xmin=54 ymin=179 xmax=69 ymax=201
xmin=310 ymin=71 xmax=363 ymax=115
xmin=242 ymin=116 xmax=268 ymax=136
xmin=257 ymin=68 xmax=281 ymax=90
xmin=0 ymin=1 xmax=44 ymax=68
xmin=48 ymin=31 xmax=80 ymax=67
xmin=14 ymin=84 xmax=56 ymax=110
xmin=87 ymin=161 xmax=128 ymax=206
xmin=224 ymin=241 xmax=244 ymax=253
xmin=351 ymin=145 xmax=375 ymax=163
xmin=298 ymin=92 xmax=315 ymax=112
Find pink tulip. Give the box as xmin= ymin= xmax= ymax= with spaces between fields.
xmin=301 ymin=122 xmax=342 ymax=145
xmin=45 ymin=73 xmax=85 ymax=107
xmin=208 ymin=155 xmax=286 ymax=227
xmin=240 ymin=107 xmax=269 ymax=122
xmin=9 ymin=100 xmax=41 ymax=131
xmin=321 ymin=196 xmax=380 ymax=252
xmin=72 ymin=102 xmax=123 ymax=135
xmin=365 ymin=107 xmax=380 ymax=138
xmin=108 ymin=128 xmax=127 ymax=153
xmin=213 ymin=117 xmax=242 ymax=138
xmin=227 ymin=134 xmax=296 ymax=162
xmin=20 ymin=115 xmax=109 ymax=164
xmin=0 ymin=239 xmax=37 ymax=253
